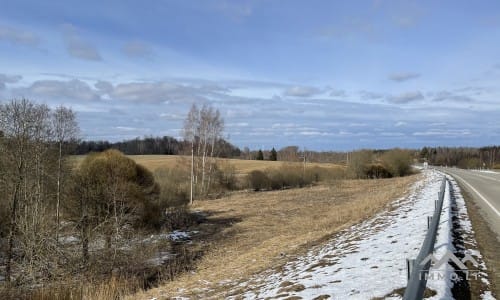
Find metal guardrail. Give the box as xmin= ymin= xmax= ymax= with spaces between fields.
xmin=403 ymin=176 xmax=447 ymax=300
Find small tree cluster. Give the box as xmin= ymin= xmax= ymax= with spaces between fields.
xmin=0 ymin=99 xmax=78 ymax=283
xmin=246 ymin=165 xmax=338 ymax=191
xmin=183 ymin=104 xmax=224 ymax=202
xmin=347 ymin=149 xmax=413 ymax=179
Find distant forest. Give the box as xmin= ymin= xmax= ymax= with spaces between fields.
xmin=420 ymin=146 xmax=500 ymax=168
xmin=75 ymin=136 xmax=242 ymax=157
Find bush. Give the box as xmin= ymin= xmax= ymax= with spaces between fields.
xmin=269 ymin=165 xmax=308 ymax=188
xmin=164 ymin=206 xmax=199 ymax=231
xmin=381 ymin=149 xmax=413 ymax=177
xmin=216 ymin=161 xmax=238 ymax=191
xmin=347 ymin=150 xmax=373 ymax=179
xmin=247 ymin=165 xmax=330 ymax=191
xmin=247 ymin=170 xmax=270 ymax=191
xmin=365 ymin=163 xmax=392 ymax=179
xmin=73 ymin=150 xmax=161 ymax=229
xmin=458 ymin=158 xmax=481 ymax=169
xmin=154 ymin=166 xmax=190 ymax=207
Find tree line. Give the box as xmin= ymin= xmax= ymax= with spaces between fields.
xmin=420 ymin=146 xmax=500 ymax=169
xmin=75 ymin=135 xmax=241 ymax=158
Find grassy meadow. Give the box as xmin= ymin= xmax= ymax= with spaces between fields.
xmin=72 ymin=154 xmax=345 ymax=174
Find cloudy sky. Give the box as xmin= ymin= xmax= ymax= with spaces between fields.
xmin=1 ymin=0 xmax=499 ymax=150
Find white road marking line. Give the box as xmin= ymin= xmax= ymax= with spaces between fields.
xmin=451 ymin=173 xmax=500 ymax=218
xmin=467 ymin=171 xmax=500 ymax=183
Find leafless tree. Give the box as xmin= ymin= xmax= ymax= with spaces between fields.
xmin=183 ymin=104 xmax=224 ymax=202
xmin=52 ymin=106 xmax=79 ymax=241
xmin=183 ymin=104 xmax=199 ymax=204
xmin=0 ymin=99 xmax=55 ymax=281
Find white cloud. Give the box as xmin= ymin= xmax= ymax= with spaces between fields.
xmin=283 ymin=86 xmax=322 ymax=97
xmin=0 ymin=25 xmax=40 ymax=46
xmin=13 ymin=79 xmax=100 ymax=101
xmin=388 ymin=72 xmax=420 ymax=82
xmin=432 ymin=91 xmax=474 ymax=103
xmin=62 ymin=24 xmax=102 ymax=61
xmin=388 ymin=91 xmax=424 ymax=104
xmin=329 ymin=89 xmax=347 ymax=97
xmin=122 ymin=40 xmax=153 ymax=58
xmin=413 ymin=129 xmax=472 ymax=136
xmin=380 ymin=132 xmax=405 ymax=137
xmin=360 ymin=90 xmax=385 ymax=100
xmin=0 ymin=74 xmax=22 ymax=89
xmin=299 ymin=131 xmax=333 ymax=136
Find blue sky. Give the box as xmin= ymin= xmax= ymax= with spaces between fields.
xmin=1 ymin=0 xmax=499 ymax=150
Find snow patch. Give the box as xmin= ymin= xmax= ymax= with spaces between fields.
xmin=224 ymin=170 xmax=452 ymax=299
xmin=59 ymin=235 xmax=79 ymax=244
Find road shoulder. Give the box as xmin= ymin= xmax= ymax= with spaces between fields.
xmin=455 ymin=179 xmax=499 ymax=298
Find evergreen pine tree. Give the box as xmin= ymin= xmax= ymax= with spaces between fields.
xmin=269 ymin=147 xmax=277 ymax=161
xmin=256 ymin=149 xmax=264 ymax=160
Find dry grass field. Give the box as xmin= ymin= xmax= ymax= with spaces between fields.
xmin=133 ymin=173 xmax=420 ymax=299
xmin=73 ymin=154 xmax=344 ymax=174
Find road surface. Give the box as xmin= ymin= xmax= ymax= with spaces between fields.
xmin=439 ymin=167 xmax=500 ymax=241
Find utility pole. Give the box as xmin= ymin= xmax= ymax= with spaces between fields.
xmin=190 ymin=141 xmax=194 ymax=205
xmin=303 ymin=146 xmax=307 ymax=179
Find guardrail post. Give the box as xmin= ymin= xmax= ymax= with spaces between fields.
xmin=406 ymin=258 xmax=415 ymax=281
xmin=427 ymin=216 xmax=432 ymax=229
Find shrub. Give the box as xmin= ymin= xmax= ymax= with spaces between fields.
xmin=154 ymin=166 xmax=190 ymax=207
xmin=347 ymin=150 xmax=373 ymax=179
xmin=273 ymin=165 xmax=307 ymax=188
xmin=458 ymin=158 xmax=481 ymax=169
xmin=247 ymin=170 xmax=269 ymax=191
xmin=164 ymin=206 xmax=199 ymax=231
xmin=216 ymin=161 xmax=238 ymax=191
xmin=365 ymin=163 xmax=392 ymax=179
xmin=381 ymin=149 xmax=413 ymax=177
xmin=73 ymin=150 xmax=161 ymax=229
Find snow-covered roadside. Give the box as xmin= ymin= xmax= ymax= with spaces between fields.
xmin=221 ymin=169 xmax=453 ymax=299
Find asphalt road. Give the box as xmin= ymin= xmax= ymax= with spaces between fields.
xmin=439 ymin=167 xmax=500 ymax=241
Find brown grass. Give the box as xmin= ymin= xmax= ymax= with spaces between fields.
xmin=72 ymin=155 xmax=343 ymax=175
xmin=0 ymin=277 xmax=140 ymax=300
xmin=133 ymin=174 xmax=419 ymax=299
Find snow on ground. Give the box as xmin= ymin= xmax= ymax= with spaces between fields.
xmin=224 ymin=169 xmax=453 ymax=300
xmin=142 ymin=230 xmax=198 ymax=244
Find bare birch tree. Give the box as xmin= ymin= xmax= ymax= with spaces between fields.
xmin=183 ymin=104 xmax=199 ymax=205
xmin=0 ymin=99 xmax=56 ymax=281
xmin=51 ymin=106 xmax=79 ymax=241
xmin=182 ymin=104 xmax=224 ymax=202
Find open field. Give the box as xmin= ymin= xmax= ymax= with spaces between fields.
xmin=134 ymin=173 xmax=419 ymax=299
xmin=72 ymin=154 xmax=345 ymax=174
